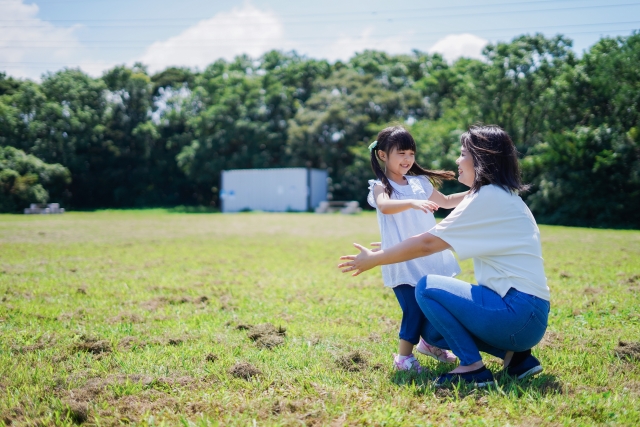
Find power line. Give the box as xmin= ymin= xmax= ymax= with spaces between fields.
xmin=0 ymin=28 xmax=636 ymax=65
xmin=0 ymin=0 xmax=590 ymax=22
xmin=1 ymin=21 xmax=638 ymax=47
xmin=1 ymin=2 xmax=639 ymax=28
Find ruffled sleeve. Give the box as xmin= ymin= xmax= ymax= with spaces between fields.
xmin=367 ymin=179 xmax=383 ymax=208
xmin=416 ymin=175 xmax=434 ymax=199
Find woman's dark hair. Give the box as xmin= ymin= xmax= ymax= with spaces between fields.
xmin=370 ymin=126 xmax=455 ymax=197
xmin=460 ymin=125 xmax=530 ymax=194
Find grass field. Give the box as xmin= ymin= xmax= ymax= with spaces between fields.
xmin=1 ymin=210 xmax=639 ymax=426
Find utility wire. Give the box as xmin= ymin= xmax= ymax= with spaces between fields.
xmin=0 ymin=0 xmax=591 ymax=22
xmin=1 ymin=2 xmax=639 ymax=28
xmin=0 ymin=28 xmax=636 ymax=64
xmin=1 ymin=21 xmax=638 ymax=47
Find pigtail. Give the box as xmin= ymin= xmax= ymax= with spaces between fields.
xmin=408 ymin=163 xmax=455 ymax=187
xmin=370 ymin=147 xmax=394 ymax=197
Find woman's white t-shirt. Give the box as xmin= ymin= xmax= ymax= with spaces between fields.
xmin=428 ymin=184 xmax=550 ymax=301
xmin=368 ymin=175 xmax=460 ymax=288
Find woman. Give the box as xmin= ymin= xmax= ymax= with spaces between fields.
xmin=338 ymin=125 xmax=550 ymax=387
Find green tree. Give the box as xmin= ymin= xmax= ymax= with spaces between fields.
xmin=464 ymin=34 xmax=576 ymax=152
xmin=0 ymin=146 xmax=70 ymax=213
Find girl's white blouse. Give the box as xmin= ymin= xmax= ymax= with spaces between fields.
xmin=367 ymin=175 xmax=460 ymax=288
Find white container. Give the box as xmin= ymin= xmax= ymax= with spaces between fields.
xmin=220 ymin=168 xmax=327 ymax=213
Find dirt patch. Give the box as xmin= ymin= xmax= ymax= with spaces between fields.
xmin=58 ymin=309 xmax=86 ymax=321
xmin=167 ymin=337 xmax=184 ymax=346
xmin=117 ymin=336 xmax=146 ymax=350
xmin=229 ymin=362 xmax=262 ymax=380
xmin=1 ymin=406 xmax=24 ymax=425
xmin=219 ymin=294 xmax=237 ymax=311
xmin=74 ymin=336 xmax=112 ymax=355
xmin=559 ymin=271 xmax=572 ymax=279
xmin=109 ymin=395 xmax=179 ymax=424
xmin=77 ymin=286 xmax=87 ymax=295
xmin=256 ymin=334 xmax=285 ymax=349
xmin=234 ymin=322 xmax=252 ymax=330
xmin=140 ymin=296 xmax=209 ymax=311
xmin=538 ymin=330 xmax=563 ymax=349
xmin=62 ymin=400 xmax=88 ymax=424
xmin=368 ymin=333 xmax=382 ymax=343
xmin=247 ymin=323 xmax=286 ymax=340
xmin=245 ymin=323 xmax=286 ymax=349
xmin=583 ymin=287 xmax=601 ymax=295
xmin=615 ymin=341 xmax=640 ymax=362
xmin=10 ymin=335 xmax=56 ymax=353
xmin=139 ymin=298 xmax=165 ymax=311
xmin=336 ymin=350 xmax=369 ymax=372
xmin=107 ymin=312 xmax=143 ymax=324
xmin=205 ymin=353 xmax=218 ymax=362
xmin=537 ymin=378 xmax=565 ymax=395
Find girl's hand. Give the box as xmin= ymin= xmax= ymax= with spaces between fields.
xmin=338 ymin=243 xmax=378 ymax=276
xmin=410 ymin=200 xmax=439 ymax=213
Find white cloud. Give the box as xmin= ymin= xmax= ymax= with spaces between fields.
xmin=0 ymin=0 xmax=85 ymax=79
xmin=428 ymin=33 xmax=488 ymax=63
xmin=302 ymin=27 xmax=414 ymax=62
xmin=139 ymin=4 xmax=286 ymax=73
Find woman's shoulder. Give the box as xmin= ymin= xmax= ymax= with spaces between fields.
xmin=476 ymin=184 xmax=520 ymax=202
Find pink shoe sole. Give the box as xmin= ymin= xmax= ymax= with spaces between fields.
xmin=417 ymin=338 xmax=457 ymax=363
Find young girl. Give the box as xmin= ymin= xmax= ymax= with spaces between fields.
xmin=367 ymin=126 xmax=468 ymax=372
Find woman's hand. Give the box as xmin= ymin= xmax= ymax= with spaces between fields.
xmin=338 ymin=243 xmax=379 ymax=276
xmin=410 ymin=199 xmax=439 ymax=213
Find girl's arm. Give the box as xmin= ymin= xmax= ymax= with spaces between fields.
xmin=373 ymin=185 xmax=439 ymax=215
xmin=428 ymin=189 xmax=469 ymax=209
xmin=338 ymin=233 xmax=451 ymax=276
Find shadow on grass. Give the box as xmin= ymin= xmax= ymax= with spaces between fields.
xmin=391 ymin=370 xmax=563 ymax=400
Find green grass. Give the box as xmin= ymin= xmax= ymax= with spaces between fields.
xmin=1 ymin=210 xmax=639 ymax=426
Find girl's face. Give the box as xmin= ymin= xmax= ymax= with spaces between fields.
xmin=456 ymin=144 xmax=475 ymax=187
xmin=378 ymin=146 xmax=415 ymax=176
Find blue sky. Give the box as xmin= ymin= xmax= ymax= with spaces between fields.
xmin=1 ymin=0 xmax=639 ymax=79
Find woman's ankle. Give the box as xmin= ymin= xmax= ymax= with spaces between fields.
xmin=450 ymin=360 xmax=484 ymax=373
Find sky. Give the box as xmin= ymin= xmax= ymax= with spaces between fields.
xmin=1 ymin=0 xmax=639 ymax=80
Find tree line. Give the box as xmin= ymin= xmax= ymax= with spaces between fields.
xmin=1 ymin=32 xmax=639 ymax=227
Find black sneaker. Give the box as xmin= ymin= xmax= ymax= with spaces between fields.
xmin=435 ymin=366 xmax=495 ymax=387
xmin=504 ymin=354 xmax=543 ymax=379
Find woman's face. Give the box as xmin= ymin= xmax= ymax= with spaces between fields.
xmin=456 ymin=144 xmax=475 ymax=187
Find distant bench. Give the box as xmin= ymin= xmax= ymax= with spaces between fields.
xmin=24 ymin=203 xmax=65 ymax=214
xmin=315 ymin=201 xmax=361 ymax=214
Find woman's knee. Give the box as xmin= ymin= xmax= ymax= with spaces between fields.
xmin=415 ymin=276 xmax=444 ymax=302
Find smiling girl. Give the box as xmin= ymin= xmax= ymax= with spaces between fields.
xmin=366 ymin=126 xmax=468 ymax=372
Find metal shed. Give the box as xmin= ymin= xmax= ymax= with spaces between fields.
xmin=220 ymin=168 xmax=328 ymax=213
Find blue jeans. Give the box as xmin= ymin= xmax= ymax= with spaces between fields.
xmin=392 ymin=284 xmax=425 ymax=345
xmin=415 ymin=275 xmax=550 ymax=366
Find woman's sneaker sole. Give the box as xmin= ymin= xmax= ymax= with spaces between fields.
xmin=504 ymin=354 xmax=543 ymax=379
xmin=514 ymin=365 xmax=543 ymax=379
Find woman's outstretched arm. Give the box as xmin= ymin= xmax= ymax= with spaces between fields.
xmin=338 ymin=233 xmax=451 ymax=276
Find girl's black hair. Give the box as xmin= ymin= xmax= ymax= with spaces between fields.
xmin=370 ymin=126 xmax=455 ymax=197
xmin=460 ymin=125 xmax=530 ymax=194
